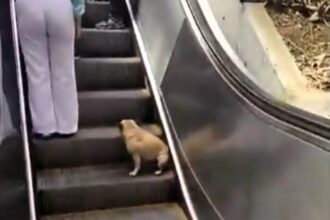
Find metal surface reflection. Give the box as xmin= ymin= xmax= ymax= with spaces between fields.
xmin=0 ymin=1 xmax=30 ymax=219
xmin=0 ymin=138 xmax=29 ymax=220
xmin=133 ymin=0 xmax=185 ymax=84
xmin=162 ymin=21 xmax=330 ymax=220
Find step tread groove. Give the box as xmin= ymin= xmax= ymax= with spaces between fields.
xmin=41 ymin=203 xmax=188 ymax=220
xmin=38 ymin=165 xmax=175 ymax=190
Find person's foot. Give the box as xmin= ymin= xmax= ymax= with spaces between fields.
xmin=55 ymin=132 xmax=77 ymax=138
xmin=107 ymin=15 xmax=125 ymax=29
xmin=32 ymin=133 xmax=55 ymax=140
xmin=95 ymin=14 xmax=125 ymax=30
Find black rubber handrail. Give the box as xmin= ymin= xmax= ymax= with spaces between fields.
xmin=182 ymin=0 xmax=330 ymax=152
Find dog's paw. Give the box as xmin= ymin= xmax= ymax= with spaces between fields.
xmin=155 ymin=170 xmax=163 ymax=176
xmin=129 ymin=171 xmax=138 ymax=177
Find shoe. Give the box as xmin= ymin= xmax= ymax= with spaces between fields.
xmin=95 ymin=14 xmax=125 ymax=30
xmin=55 ymin=132 xmax=77 ymax=138
xmin=32 ymin=133 xmax=55 ymax=140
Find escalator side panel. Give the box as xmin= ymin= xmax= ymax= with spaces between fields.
xmin=132 ymin=0 xmax=185 ymax=84
xmin=161 ymin=21 xmax=330 ymax=220
xmin=0 ymin=138 xmax=30 ymax=220
xmin=0 ymin=1 xmax=30 ymax=219
xmin=0 ymin=0 xmax=21 ymax=144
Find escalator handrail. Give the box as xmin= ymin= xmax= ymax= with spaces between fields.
xmin=9 ymin=1 xmax=37 ymax=219
xmin=179 ymin=0 xmax=330 ymax=152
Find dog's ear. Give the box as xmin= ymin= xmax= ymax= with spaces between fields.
xmin=118 ymin=121 xmax=124 ymax=132
xmin=133 ymin=119 xmax=142 ymax=126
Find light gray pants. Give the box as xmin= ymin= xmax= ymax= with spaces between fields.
xmin=16 ymin=0 xmax=78 ymax=134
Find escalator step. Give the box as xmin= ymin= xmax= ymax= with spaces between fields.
xmin=41 ymin=203 xmax=188 ymax=220
xmin=38 ymin=165 xmax=177 ymax=215
xmin=79 ymin=90 xmax=153 ymax=127
xmin=76 ymin=29 xmax=133 ymax=57
xmin=75 ymin=57 xmax=144 ymax=91
xmin=33 ymin=0 xmax=184 ymax=219
xmin=34 ymin=125 xmax=163 ymax=169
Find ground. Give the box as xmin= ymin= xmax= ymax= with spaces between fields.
xmin=266 ymin=1 xmax=330 ymax=90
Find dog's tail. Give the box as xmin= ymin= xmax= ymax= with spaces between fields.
xmin=158 ymin=147 xmax=169 ymax=168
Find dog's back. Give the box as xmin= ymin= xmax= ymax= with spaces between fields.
xmin=120 ymin=119 xmax=169 ymax=176
xmin=121 ymin=119 xmax=168 ymax=160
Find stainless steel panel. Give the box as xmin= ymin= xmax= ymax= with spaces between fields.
xmin=0 ymin=2 xmax=30 ymax=219
xmin=133 ymin=0 xmax=185 ymax=84
xmin=0 ymin=138 xmax=30 ymax=220
xmin=162 ymin=21 xmax=330 ymax=220
xmin=0 ymin=0 xmax=20 ymax=144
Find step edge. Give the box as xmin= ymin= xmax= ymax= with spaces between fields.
xmin=82 ymin=28 xmax=131 ymax=33
xmin=34 ymin=124 xmax=162 ymax=143
xmin=86 ymin=1 xmax=110 ymax=6
xmin=78 ymin=89 xmax=150 ymax=99
xmin=41 ymin=203 xmax=185 ymax=219
xmin=75 ymin=57 xmax=141 ymax=63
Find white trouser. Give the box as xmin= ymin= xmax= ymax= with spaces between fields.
xmin=16 ymin=0 xmax=78 ymax=134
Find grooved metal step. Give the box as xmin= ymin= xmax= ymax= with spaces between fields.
xmin=41 ymin=203 xmax=188 ymax=220
xmin=75 ymin=57 xmax=144 ymax=91
xmin=78 ymin=90 xmax=153 ymax=127
xmin=38 ymin=165 xmax=177 ymax=215
xmin=76 ymin=29 xmax=133 ymax=57
xmin=34 ymin=125 xmax=163 ymax=169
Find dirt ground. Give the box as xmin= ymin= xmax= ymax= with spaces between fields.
xmin=266 ymin=1 xmax=330 ymax=90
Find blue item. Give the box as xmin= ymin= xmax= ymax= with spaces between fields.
xmin=71 ymin=0 xmax=85 ymax=18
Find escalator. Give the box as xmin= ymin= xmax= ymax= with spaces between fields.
xmin=1 ymin=0 xmax=329 ymax=220
xmin=30 ymin=1 xmax=189 ymax=220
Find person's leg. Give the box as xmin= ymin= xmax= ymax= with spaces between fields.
xmin=95 ymin=0 xmax=126 ymax=29
xmin=16 ymin=0 xmax=56 ymax=134
xmin=111 ymin=0 xmax=129 ymax=23
xmin=45 ymin=0 xmax=78 ymax=135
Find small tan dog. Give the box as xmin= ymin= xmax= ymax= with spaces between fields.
xmin=119 ymin=119 xmax=169 ymax=177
